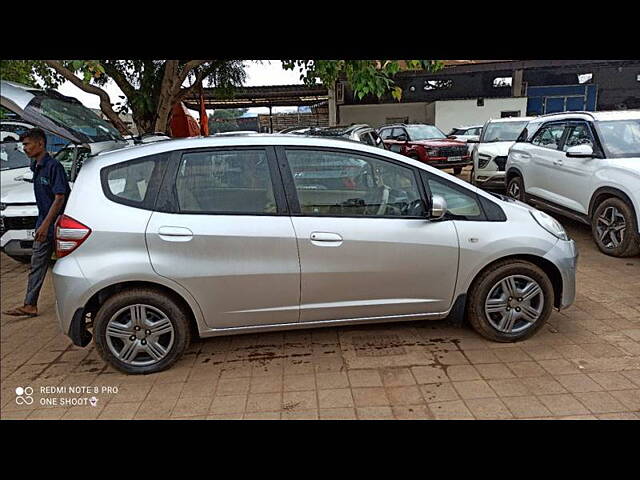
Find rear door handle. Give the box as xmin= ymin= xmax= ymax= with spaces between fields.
xmin=158 ymin=226 xmax=193 ymax=242
xmin=554 ymin=159 xmax=564 ymax=166
xmin=310 ymin=232 xmax=343 ymax=243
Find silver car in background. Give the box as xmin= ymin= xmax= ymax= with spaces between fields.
xmin=52 ymin=134 xmax=577 ymax=374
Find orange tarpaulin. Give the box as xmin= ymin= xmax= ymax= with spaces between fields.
xmin=169 ymin=102 xmax=200 ymax=138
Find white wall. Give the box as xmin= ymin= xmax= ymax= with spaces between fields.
xmin=434 ymin=97 xmax=528 ymax=133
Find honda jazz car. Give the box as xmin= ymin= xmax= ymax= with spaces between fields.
xmin=52 ymin=134 xmax=578 ymax=374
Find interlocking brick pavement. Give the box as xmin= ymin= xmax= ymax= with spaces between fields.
xmin=1 ymin=167 xmax=639 ymax=420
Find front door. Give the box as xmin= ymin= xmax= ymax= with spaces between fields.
xmin=146 ymin=147 xmax=300 ymax=329
xmin=526 ymin=122 xmax=568 ymax=202
xmin=280 ymin=147 xmax=459 ymax=323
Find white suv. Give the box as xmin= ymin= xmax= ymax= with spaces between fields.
xmin=506 ymin=111 xmax=640 ymax=257
xmin=470 ymin=117 xmax=533 ymax=189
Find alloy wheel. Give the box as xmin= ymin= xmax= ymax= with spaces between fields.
xmin=508 ymin=180 xmax=520 ymax=199
xmin=595 ymin=206 xmax=626 ymax=249
xmin=484 ymin=275 xmax=544 ymax=334
xmin=105 ymin=304 xmax=175 ymax=366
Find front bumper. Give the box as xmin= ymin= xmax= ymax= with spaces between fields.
xmin=474 ymin=171 xmax=506 ymax=188
xmin=543 ymin=238 xmax=579 ymax=310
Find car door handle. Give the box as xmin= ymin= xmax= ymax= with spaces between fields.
xmin=310 ymin=232 xmax=343 ymax=242
xmin=158 ymin=226 xmax=193 ymax=242
xmin=553 ymin=159 xmax=564 ymax=166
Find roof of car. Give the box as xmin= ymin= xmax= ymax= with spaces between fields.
xmin=527 ymin=110 xmax=640 ymax=123
xmin=486 ymin=117 xmax=535 ymax=124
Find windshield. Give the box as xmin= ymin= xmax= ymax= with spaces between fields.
xmin=34 ymin=97 xmax=124 ymax=143
xmin=406 ymin=125 xmax=446 ymax=141
xmin=0 ymin=141 xmax=30 ymax=171
xmin=597 ymin=119 xmax=640 ymax=158
xmin=482 ymin=121 xmax=528 ymax=142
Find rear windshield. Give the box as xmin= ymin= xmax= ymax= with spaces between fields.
xmin=596 ymin=119 xmax=640 ymax=158
xmin=31 ymin=96 xmax=124 ymax=143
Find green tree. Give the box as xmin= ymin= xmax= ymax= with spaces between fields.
xmin=208 ymin=108 xmax=249 ymax=133
xmin=1 ymin=60 xmax=246 ymax=135
xmin=281 ymin=60 xmax=443 ymax=100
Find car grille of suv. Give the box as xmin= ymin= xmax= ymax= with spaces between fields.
xmin=437 ymin=146 xmax=468 ymax=157
xmin=0 ymin=216 xmax=37 ymax=236
xmin=494 ymin=156 xmax=507 ymax=171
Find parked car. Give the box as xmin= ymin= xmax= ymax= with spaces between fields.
xmin=506 ymin=110 xmax=640 ymax=257
xmin=51 ymin=134 xmax=577 ymax=373
xmin=470 ymin=117 xmax=533 ymax=189
xmin=378 ymin=123 xmax=470 ymax=175
xmin=1 ymin=80 xmax=129 ymax=262
xmin=448 ymin=125 xmax=483 ymax=154
xmin=290 ymin=124 xmax=385 ymax=149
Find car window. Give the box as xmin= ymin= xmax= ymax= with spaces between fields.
xmin=563 ymin=123 xmax=594 ymax=151
xmin=379 ymin=129 xmax=393 ymax=140
xmin=370 ymin=131 xmax=384 ymax=148
xmin=286 ymin=149 xmax=425 ymax=217
xmin=104 ymin=158 xmax=156 ymax=203
xmin=0 ymin=140 xmax=30 ymax=171
xmin=175 ymin=149 xmax=277 ymax=214
xmin=426 ymin=175 xmax=482 ymax=219
xmin=391 ymin=128 xmax=406 ymax=140
xmin=360 ymin=132 xmax=376 ymax=146
xmin=531 ymin=123 xmax=566 ymax=150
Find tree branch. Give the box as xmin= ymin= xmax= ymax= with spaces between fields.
xmin=44 ymin=60 xmax=130 ymax=135
xmin=100 ymin=61 xmax=136 ymax=99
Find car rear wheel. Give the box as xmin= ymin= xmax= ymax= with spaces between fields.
xmin=453 ymin=166 xmax=463 ymax=175
xmin=507 ymin=176 xmax=524 ymax=201
xmin=467 ymin=260 xmax=554 ymax=342
xmin=592 ymin=197 xmax=640 ymax=257
xmin=93 ymin=288 xmax=191 ymax=374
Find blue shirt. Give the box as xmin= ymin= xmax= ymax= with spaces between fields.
xmin=31 ymin=153 xmax=71 ymax=238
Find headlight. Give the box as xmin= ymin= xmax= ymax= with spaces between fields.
xmin=530 ymin=210 xmax=569 ymax=241
xmin=477 ymin=154 xmax=491 ymax=169
xmin=426 ymin=147 xmax=439 ymax=156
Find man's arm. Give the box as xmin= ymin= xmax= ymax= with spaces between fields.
xmin=34 ymin=194 xmax=65 ymax=242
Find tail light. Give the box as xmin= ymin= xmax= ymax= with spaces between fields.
xmin=55 ymin=215 xmax=91 ymax=258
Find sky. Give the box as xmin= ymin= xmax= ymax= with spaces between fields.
xmin=55 ymin=60 xmax=305 ymax=118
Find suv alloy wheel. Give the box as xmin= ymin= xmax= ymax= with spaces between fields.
xmin=592 ymin=197 xmax=640 ymax=257
xmin=507 ymin=176 xmax=525 ymax=201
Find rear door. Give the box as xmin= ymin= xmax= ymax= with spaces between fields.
xmin=145 ymin=146 xmax=301 ymax=329
xmin=279 ymin=146 xmax=459 ymax=323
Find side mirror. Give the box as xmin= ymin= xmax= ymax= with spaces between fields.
xmin=566 ymin=144 xmax=594 ymax=158
xmin=430 ymin=194 xmax=447 ymax=220
xmin=397 ymin=135 xmax=408 ymax=142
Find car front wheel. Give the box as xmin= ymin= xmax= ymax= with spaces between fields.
xmin=507 ymin=176 xmax=524 ymax=201
xmin=93 ymin=288 xmax=192 ymax=374
xmin=592 ymin=197 xmax=640 ymax=257
xmin=467 ymin=260 xmax=554 ymax=342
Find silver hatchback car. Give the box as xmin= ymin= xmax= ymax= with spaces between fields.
xmin=52 ymin=134 xmax=578 ymax=374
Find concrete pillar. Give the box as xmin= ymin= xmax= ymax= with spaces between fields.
xmin=512 ymin=69 xmax=524 ymax=97
xmin=328 ymin=82 xmax=338 ymax=127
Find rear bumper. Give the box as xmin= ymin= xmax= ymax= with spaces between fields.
xmin=52 ymin=257 xmax=92 ymax=343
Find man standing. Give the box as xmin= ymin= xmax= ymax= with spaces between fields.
xmin=4 ymin=128 xmax=70 ymax=317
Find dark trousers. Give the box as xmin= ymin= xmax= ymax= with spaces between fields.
xmin=24 ymin=238 xmax=54 ymax=306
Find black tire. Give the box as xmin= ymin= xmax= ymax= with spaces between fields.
xmin=453 ymin=166 xmax=462 ymax=175
xmin=591 ymin=197 xmax=640 ymax=257
xmin=93 ymin=287 xmax=192 ymax=374
xmin=507 ymin=175 xmax=524 ymax=201
xmin=467 ymin=260 xmax=554 ymax=342
xmin=469 ymin=166 xmax=476 ymax=186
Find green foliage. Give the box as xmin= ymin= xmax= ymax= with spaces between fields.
xmin=208 ymin=108 xmax=249 ymax=133
xmin=281 ymin=60 xmax=443 ymax=101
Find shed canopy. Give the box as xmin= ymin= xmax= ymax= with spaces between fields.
xmin=183 ymin=84 xmax=328 ymax=110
